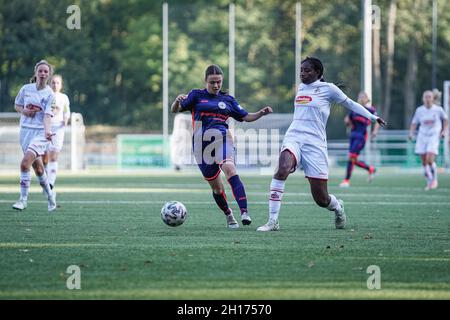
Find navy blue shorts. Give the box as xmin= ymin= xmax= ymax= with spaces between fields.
xmin=349 ymin=136 xmax=366 ymax=157
xmin=193 ymin=132 xmax=236 ymax=181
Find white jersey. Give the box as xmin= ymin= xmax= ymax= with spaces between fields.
xmin=290 ymin=80 xmax=378 ymax=146
xmin=15 ymin=83 xmax=54 ymax=129
xmin=51 ymin=92 xmax=70 ymax=130
xmin=411 ymin=105 xmax=447 ymax=137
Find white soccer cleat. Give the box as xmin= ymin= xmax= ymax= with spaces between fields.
xmin=334 ymin=199 xmax=346 ymax=229
xmin=226 ymin=210 xmax=239 ymax=229
xmin=339 ymin=180 xmax=350 ymax=188
xmin=12 ymin=200 xmax=27 ymax=211
xmin=430 ymin=180 xmax=438 ymax=190
xmin=241 ymin=212 xmax=252 ymax=226
xmin=256 ymin=219 xmax=280 ymax=232
xmin=48 ymin=191 xmax=57 ymax=212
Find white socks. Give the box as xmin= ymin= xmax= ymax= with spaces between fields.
xmin=423 ymin=165 xmax=433 ymax=184
xmin=20 ymin=171 xmax=31 ymax=201
xmin=269 ymin=178 xmax=285 ymax=221
xmin=47 ymin=161 xmax=58 ymax=186
xmin=431 ymin=162 xmax=438 ymax=182
xmin=327 ymin=194 xmax=341 ymax=212
xmin=37 ymin=172 xmax=52 ymax=197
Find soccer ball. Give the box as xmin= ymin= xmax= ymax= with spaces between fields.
xmin=161 ymin=201 xmax=187 ymax=227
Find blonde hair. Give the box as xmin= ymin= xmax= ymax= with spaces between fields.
xmin=30 ymin=60 xmax=53 ymax=84
xmin=51 ymin=74 xmax=64 ymax=92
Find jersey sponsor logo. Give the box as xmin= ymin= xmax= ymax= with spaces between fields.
xmin=295 ymin=96 xmax=312 ymax=105
xmin=218 ymin=102 xmax=226 ymax=109
xmin=200 ymin=112 xmax=229 ymax=121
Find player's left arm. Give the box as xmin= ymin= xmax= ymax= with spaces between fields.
xmin=329 ymin=84 xmax=386 ymax=127
xmin=371 ymin=122 xmax=380 ymax=139
xmin=242 ymin=106 xmax=273 ymax=122
xmin=441 ymin=118 xmax=449 ymax=139
xmin=44 ymin=94 xmax=55 ymax=140
xmin=63 ymin=97 xmax=71 ymax=126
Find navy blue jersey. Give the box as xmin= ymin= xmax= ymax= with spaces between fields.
xmin=349 ymin=105 xmax=377 ymax=138
xmin=179 ymin=89 xmax=248 ymax=135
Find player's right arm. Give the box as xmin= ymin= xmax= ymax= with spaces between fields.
xmin=409 ymin=109 xmax=419 ymax=140
xmin=171 ymin=94 xmax=187 ymax=113
xmin=408 ymin=123 xmax=418 ymax=141
xmin=344 ymin=115 xmax=351 ymax=127
xmin=14 ymin=86 xmax=36 ymax=117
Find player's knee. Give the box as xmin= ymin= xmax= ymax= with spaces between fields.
xmin=33 ymin=165 xmax=45 ymax=176
xmin=20 ymin=159 xmax=30 ymax=172
xmin=276 ymin=163 xmax=291 ymax=180
xmin=212 ymin=186 xmax=225 ymax=194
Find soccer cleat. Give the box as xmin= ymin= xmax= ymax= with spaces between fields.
xmin=12 ymin=200 xmax=27 ymax=211
xmin=256 ymin=219 xmax=280 ymax=232
xmin=339 ymin=179 xmax=350 ymax=188
xmin=334 ymin=199 xmax=346 ymax=229
xmin=368 ymin=166 xmax=376 ymax=183
xmin=241 ymin=212 xmax=252 ymax=225
xmin=48 ymin=191 xmax=57 ymax=212
xmin=226 ymin=210 xmax=239 ymax=229
xmin=430 ymin=180 xmax=438 ymax=190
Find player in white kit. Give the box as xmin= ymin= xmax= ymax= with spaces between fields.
xmin=257 ymin=57 xmax=386 ymax=231
xmin=409 ymin=90 xmax=448 ymax=190
xmin=43 ymin=74 xmax=71 ymax=189
xmin=12 ymin=60 xmax=57 ymax=212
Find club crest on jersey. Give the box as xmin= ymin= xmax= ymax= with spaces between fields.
xmin=296 ymin=96 xmax=312 ymax=104
xmin=218 ymin=102 xmax=226 ymax=109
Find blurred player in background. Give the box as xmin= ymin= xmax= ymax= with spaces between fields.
xmin=409 ymin=90 xmax=448 ymax=190
xmin=339 ymin=91 xmax=379 ymax=187
xmin=171 ymin=64 xmax=272 ymax=228
xmin=12 ymin=60 xmax=57 ymax=212
xmin=43 ymin=74 xmax=71 ymax=190
xmin=257 ymin=57 xmax=386 ymax=232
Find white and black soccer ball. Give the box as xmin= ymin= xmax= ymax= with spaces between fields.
xmin=161 ymin=201 xmax=187 ymax=227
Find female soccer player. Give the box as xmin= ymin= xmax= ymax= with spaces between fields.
xmin=339 ymin=91 xmax=379 ymax=187
xmin=12 ymin=60 xmax=57 ymax=212
xmin=43 ymin=74 xmax=71 ymax=190
xmin=171 ymin=64 xmax=273 ymax=228
xmin=257 ymin=57 xmax=386 ymax=232
xmin=409 ymin=90 xmax=448 ymax=190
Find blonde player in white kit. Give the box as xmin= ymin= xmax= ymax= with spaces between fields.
xmin=43 ymin=75 xmax=71 ymax=189
xmin=258 ymin=57 xmax=386 ymax=231
xmin=12 ymin=60 xmax=57 ymax=212
xmin=409 ymin=90 xmax=448 ymax=190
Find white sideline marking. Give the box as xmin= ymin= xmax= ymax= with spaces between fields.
xmin=0 ymin=200 xmax=449 ymax=206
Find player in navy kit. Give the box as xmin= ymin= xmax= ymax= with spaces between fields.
xmin=339 ymin=91 xmax=379 ymax=188
xmin=171 ymin=65 xmax=272 ymax=228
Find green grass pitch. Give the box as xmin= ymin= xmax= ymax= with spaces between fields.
xmin=0 ymin=169 xmax=449 ymax=299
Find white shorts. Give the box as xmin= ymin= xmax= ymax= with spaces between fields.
xmin=281 ymin=133 xmax=329 ymax=180
xmin=47 ymin=128 xmax=65 ymax=152
xmin=20 ymin=127 xmax=49 ymax=157
xmin=415 ymin=134 xmax=440 ymax=155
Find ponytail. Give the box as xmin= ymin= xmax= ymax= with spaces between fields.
xmin=30 ymin=59 xmax=53 ymax=84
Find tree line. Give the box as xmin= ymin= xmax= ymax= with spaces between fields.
xmin=1 ymin=0 xmax=448 ymax=138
